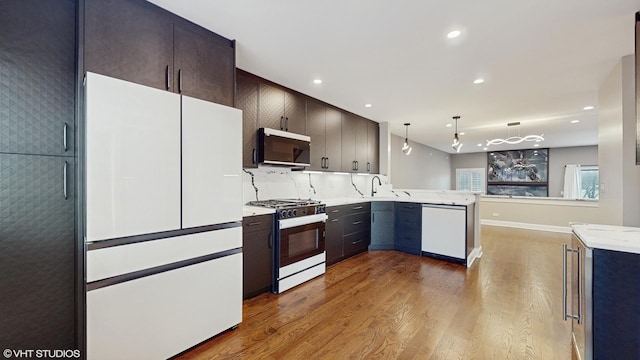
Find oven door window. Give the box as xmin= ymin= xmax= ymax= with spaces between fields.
xmin=280 ymin=223 xmax=325 ymax=267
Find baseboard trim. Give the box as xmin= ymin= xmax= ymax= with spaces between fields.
xmin=467 ymin=246 xmax=483 ymax=267
xmin=481 ymin=219 xmax=572 ymax=234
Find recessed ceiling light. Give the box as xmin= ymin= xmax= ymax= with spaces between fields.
xmin=364 ymin=104 xmax=372 ymax=108
xmin=583 ymin=106 xmax=594 ymax=110
xmin=459 ymin=132 xmax=465 ymax=135
xmin=477 ymin=143 xmax=482 ymax=147
xmin=534 ymin=144 xmax=540 ymax=147
xmin=571 ymin=120 xmax=580 ymax=124
xmin=446 ymin=123 xmax=452 ymax=127
xmin=473 ymin=78 xmax=485 ymax=84
xmin=483 ymin=147 xmax=488 ymax=151
xmin=447 ymin=30 xmax=461 ymax=39
xmin=313 ymin=79 xmax=322 ymax=84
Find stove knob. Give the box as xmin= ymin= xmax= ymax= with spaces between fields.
xmin=280 ymin=210 xmax=287 ymax=218
xmin=293 ymin=209 xmax=298 ymax=217
xmin=287 ymin=210 xmax=293 ymax=217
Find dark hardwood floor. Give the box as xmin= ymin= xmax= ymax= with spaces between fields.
xmin=178 ymin=226 xmax=572 ymax=359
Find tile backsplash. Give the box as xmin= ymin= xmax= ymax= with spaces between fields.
xmin=242 ymin=166 xmax=390 ymax=203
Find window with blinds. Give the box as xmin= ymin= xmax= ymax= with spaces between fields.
xmin=456 ymin=168 xmax=485 ymax=192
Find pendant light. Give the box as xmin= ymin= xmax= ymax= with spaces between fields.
xmin=486 ymin=121 xmax=544 ymax=146
xmin=402 ymin=123 xmax=412 ymax=155
xmin=451 ymin=116 xmax=463 ymax=153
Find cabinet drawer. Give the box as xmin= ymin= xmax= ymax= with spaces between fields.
xmin=326 ymin=205 xmax=346 ymax=220
xmin=344 ymin=212 xmax=370 ymax=235
xmin=344 ymin=230 xmax=370 ymax=257
xmin=243 ymin=214 xmax=274 ymax=233
xmin=348 ymin=202 xmax=371 ymax=212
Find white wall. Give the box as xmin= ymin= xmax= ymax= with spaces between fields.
xmin=598 ymin=54 xmax=640 ymax=226
xmin=390 ymin=134 xmax=451 ymax=190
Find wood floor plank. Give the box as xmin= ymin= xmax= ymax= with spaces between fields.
xmin=176 ymin=226 xmax=572 ymax=359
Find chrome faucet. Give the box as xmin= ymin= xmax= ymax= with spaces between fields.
xmin=371 ymin=175 xmax=382 ymax=197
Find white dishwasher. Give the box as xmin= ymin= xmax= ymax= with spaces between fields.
xmin=421 ymin=204 xmax=467 ymax=261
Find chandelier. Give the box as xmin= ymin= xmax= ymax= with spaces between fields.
xmin=486 ymin=122 xmax=544 ymax=146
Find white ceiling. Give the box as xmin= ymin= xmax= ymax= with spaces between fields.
xmin=149 ymin=0 xmax=639 ymax=154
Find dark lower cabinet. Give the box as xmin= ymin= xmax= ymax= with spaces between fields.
xmin=592 ymin=249 xmax=640 ymax=359
xmin=325 ymin=207 xmax=344 ymax=265
xmin=242 ymin=214 xmax=273 ymax=299
xmin=394 ymin=202 xmax=421 ymax=255
xmin=0 ymin=0 xmax=77 ymax=351
xmin=326 ymin=203 xmax=371 ymax=265
xmin=370 ymin=202 xmax=394 ymax=250
xmin=0 ymin=154 xmax=75 ymax=349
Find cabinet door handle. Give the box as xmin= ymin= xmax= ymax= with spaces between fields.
xmin=63 ymin=161 xmax=68 ymax=199
xmin=165 ymin=65 xmax=171 ymax=90
xmin=577 ymin=246 xmax=582 ymax=324
xmin=372 ymin=213 xmax=375 ymax=223
xmin=330 ymin=218 xmax=340 ymax=222
xmin=326 ymin=157 xmax=330 ymax=169
xmin=285 ymin=117 xmax=289 ymax=131
xmin=268 ymin=231 xmax=273 ymax=249
xmin=367 ymin=162 xmax=371 ymax=172
xmin=352 ymin=206 xmax=363 ymax=210
xmin=562 ymin=244 xmax=568 ymax=321
xmin=280 ymin=116 xmax=284 ymax=130
xmin=352 ymin=221 xmax=363 ymax=225
xmin=63 ymin=123 xmax=68 ymax=152
xmin=178 ymin=69 xmax=183 ymax=93
xmin=330 ymin=209 xmax=339 ymax=213
xmin=253 ymin=148 xmax=257 ymax=164
xmin=248 ymin=222 xmax=262 ymax=226
xmin=352 ymin=239 xmax=363 ymax=245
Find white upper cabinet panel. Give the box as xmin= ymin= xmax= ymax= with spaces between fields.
xmin=181 ymin=96 xmax=242 ymax=227
xmin=85 ymin=72 xmax=181 ymax=241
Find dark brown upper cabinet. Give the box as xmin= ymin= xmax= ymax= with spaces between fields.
xmin=306 ymin=100 xmax=342 ymax=171
xmin=85 ymin=0 xmax=235 ymax=106
xmin=367 ymin=121 xmax=379 ymax=173
xmin=258 ymin=83 xmax=306 ymax=134
xmin=236 ymin=71 xmax=260 ymax=168
xmin=173 ymin=23 xmax=235 ymax=106
xmin=341 ymin=113 xmax=370 ymax=172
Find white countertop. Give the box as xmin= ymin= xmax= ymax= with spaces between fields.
xmin=243 ymin=193 xmax=477 ymax=217
xmin=322 ymin=196 xmax=476 ymax=207
xmin=572 ymin=224 xmax=640 ymax=254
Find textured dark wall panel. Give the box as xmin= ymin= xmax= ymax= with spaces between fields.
xmin=0 ymin=0 xmax=75 ymax=156
xmin=0 ymin=154 xmax=75 ymax=349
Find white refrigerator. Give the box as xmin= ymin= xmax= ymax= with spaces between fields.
xmin=84 ymin=72 xmax=242 ymax=360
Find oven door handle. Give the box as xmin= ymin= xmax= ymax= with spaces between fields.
xmin=279 ymin=213 xmax=328 ymax=229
